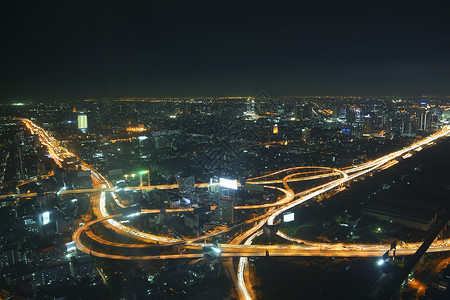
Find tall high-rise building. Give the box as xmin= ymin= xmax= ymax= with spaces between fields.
xmin=346 ymin=108 xmax=356 ymax=124
xmin=364 ymin=116 xmax=372 ymax=133
xmin=294 ymin=104 xmax=302 ymax=120
xmin=177 ymin=174 xmax=195 ymax=197
xmin=400 ymin=116 xmax=417 ymax=137
xmin=33 ymin=133 xmax=40 ymax=148
xmin=332 ymin=105 xmax=340 ymax=119
xmin=384 ymin=119 xmax=392 ymax=135
xmin=355 ymin=106 xmax=361 ymax=121
xmin=419 ymin=110 xmax=431 ymax=131
xmin=77 ymin=113 xmax=88 ymax=133
xmin=215 ymin=197 xmax=234 ymax=224
xmin=246 ymin=98 xmax=256 ymax=116
xmin=305 ymin=104 xmax=313 ymax=119
xmin=294 ymin=104 xmax=313 ymax=120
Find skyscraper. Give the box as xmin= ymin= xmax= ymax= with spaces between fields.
xmin=215 ymin=197 xmax=234 ymax=224
xmin=364 ymin=116 xmax=372 ymax=133
xmin=332 ymin=105 xmax=340 ymax=119
xmin=419 ymin=110 xmax=431 ymax=131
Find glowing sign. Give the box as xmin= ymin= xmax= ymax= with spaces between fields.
xmin=24 ymin=219 xmax=34 ymax=225
xmin=283 ymin=212 xmax=295 ymax=222
xmin=77 ymin=114 xmax=88 ymax=129
xmin=42 ymin=211 xmax=50 ymax=225
xmin=273 ymin=125 xmax=278 ymax=134
xmin=219 ymin=178 xmax=238 ymax=190
xmin=65 ymin=241 xmax=76 ymax=252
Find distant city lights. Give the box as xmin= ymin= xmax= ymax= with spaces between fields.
xmin=126 ymin=126 xmax=147 ymax=132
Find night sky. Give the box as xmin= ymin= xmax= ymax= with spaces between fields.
xmin=1 ymin=1 xmax=450 ymax=101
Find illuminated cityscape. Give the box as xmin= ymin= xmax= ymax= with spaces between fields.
xmin=2 ymin=2 xmax=450 ymax=300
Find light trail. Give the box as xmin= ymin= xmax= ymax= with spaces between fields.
xmin=20 ymin=117 xmax=450 ymax=300
xmin=237 ymin=230 xmax=263 ymax=300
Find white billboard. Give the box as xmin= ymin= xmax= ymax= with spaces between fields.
xmin=65 ymin=241 xmax=76 ymax=252
xmin=219 ymin=178 xmax=238 ymax=190
xmin=283 ymin=212 xmax=295 ymax=223
xmin=77 ymin=113 xmax=88 ymax=129
xmin=42 ymin=211 xmax=50 ymax=225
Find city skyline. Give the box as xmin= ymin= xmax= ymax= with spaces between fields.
xmin=1 ymin=96 xmax=450 ymax=298
xmin=2 ymin=2 xmax=450 ymax=299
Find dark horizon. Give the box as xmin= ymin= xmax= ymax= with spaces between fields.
xmin=1 ymin=1 xmax=450 ymax=102
xmin=4 ymin=93 xmax=450 ymax=104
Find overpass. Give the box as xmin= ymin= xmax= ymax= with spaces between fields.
xmin=18 ymin=118 xmax=450 ymax=300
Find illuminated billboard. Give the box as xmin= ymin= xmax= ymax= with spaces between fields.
xmin=42 ymin=211 xmax=50 ymax=225
xmin=245 ymin=183 xmax=264 ymax=192
xmin=219 ymin=178 xmax=238 ymax=190
xmin=65 ymin=241 xmax=76 ymax=252
xmin=24 ymin=219 xmax=34 ymax=225
xmin=77 ymin=113 xmax=88 ymax=129
xmin=283 ymin=212 xmax=295 ymax=223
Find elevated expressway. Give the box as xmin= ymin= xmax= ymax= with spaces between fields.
xmin=18 ymin=118 xmax=450 ymax=299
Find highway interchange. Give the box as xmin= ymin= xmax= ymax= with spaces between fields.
xmin=16 ymin=118 xmax=450 ymax=299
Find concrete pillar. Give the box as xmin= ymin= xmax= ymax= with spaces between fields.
xmin=418 ymin=255 xmax=425 ymax=265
